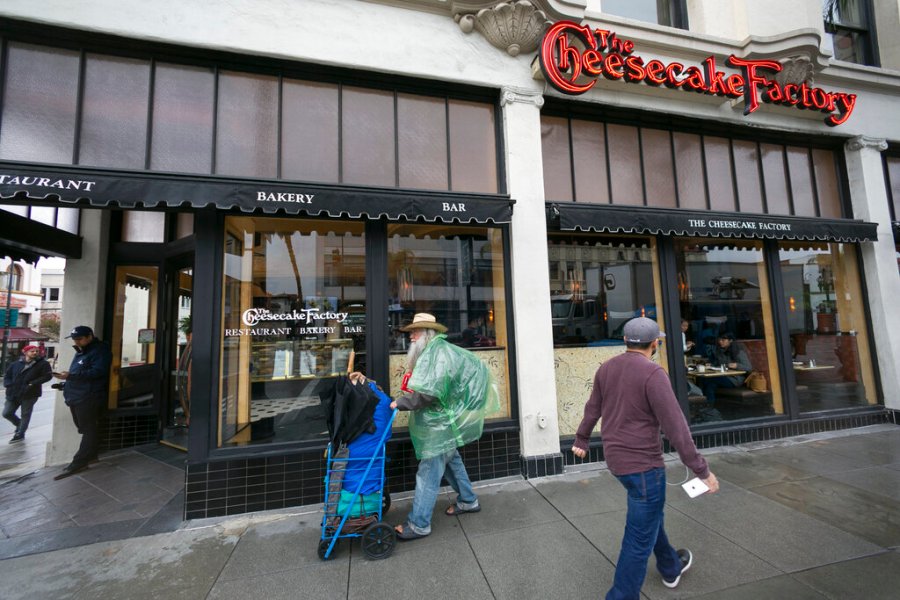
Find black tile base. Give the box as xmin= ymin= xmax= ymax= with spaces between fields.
xmin=521 ymin=453 xmax=565 ymax=478
xmin=561 ymin=408 xmax=893 ymax=467
xmin=99 ymin=413 xmax=158 ymax=453
xmin=184 ymin=430 xmax=522 ymax=520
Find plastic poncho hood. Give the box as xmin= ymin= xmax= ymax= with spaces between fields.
xmin=406 ymin=334 xmax=500 ymax=459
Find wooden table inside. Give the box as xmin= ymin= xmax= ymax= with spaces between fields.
xmin=688 ymin=369 xmax=747 ymax=379
xmin=793 ymin=364 xmax=834 ymax=372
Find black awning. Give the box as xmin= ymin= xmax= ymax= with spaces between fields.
xmin=552 ymin=203 xmax=877 ymax=243
xmin=0 ymin=209 xmax=82 ymax=261
xmin=0 ymin=162 xmax=514 ymax=224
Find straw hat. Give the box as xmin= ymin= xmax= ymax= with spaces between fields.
xmin=399 ymin=313 xmax=447 ymax=333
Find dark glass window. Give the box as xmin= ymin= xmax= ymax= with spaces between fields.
xmin=0 ymin=43 xmax=80 ymax=164
xmin=398 ymin=94 xmax=448 ymax=190
xmin=0 ymin=40 xmax=499 ymax=193
xmin=823 ymin=0 xmax=877 ymax=66
xmin=676 ymin=239 xmax=781 ymax=424
xmin=151 ymin=63 xmax=215 ymax=174
xmin=778 ymin=241 xmax=877 ymax=411
xmin=387 ymin=223 xmax=511 ymax=419
xmin=448 ymin=99 xmax=498 ymax=193
xmin=220 ymin=217 xmax=366 ymax=446
xmin=602 ymin=0 xmax=688 ymax=28
xmin=215 ymin=71 xmax=279 ymax=178
xmin=281 ymin=80 xmax=340 ymax=183
xmin=342 ymin=87 xmax=396 ymax=187
xmin=79 ymin=54 xmax=150 ymax=169
xmin=542 ymin=116 xmax=843 ymax=218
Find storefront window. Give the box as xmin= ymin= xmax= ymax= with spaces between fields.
xmin=778 ymin=242 xmax=877 ymax=411
xmin=219 ymin=217 xmax=366 ymax=446
xmin=387 ymin=224 xmax=511 ymax=421
xmin=548 ymin=235 xmax=667 ymax=435
xmin=109 ymin=266 xmax=158 ymax=409
xmin=676 ymin=239 xmax=781 ymax=424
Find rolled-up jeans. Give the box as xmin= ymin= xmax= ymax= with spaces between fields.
xmin=406 ymin=448 xmax=478 ymax=535
xmin=606 ymin=466 xmax=682 ymax=600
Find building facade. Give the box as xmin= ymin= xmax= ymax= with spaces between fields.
xmin=0 ymin=0 xmax=898 ymax=519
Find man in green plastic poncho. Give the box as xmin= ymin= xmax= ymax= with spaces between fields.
xmin=390 ymin=313 xmax=499 ymax=540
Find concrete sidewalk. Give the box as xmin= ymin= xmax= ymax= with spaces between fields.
xmin=0 ymin=424 xmax=898 ymax=599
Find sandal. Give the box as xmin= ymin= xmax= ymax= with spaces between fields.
xmin=394 ymin=522 xmax=428 ymax=541
xmin=445 ymin=503 xmax=481 ymax=516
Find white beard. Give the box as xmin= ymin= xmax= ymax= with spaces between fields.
xmin=405 ymin=331 xmax=434 ymax=372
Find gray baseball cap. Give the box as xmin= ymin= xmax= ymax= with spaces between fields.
xmin=623 ymin=317 xmax=666 ymax=344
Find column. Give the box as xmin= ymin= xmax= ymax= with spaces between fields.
xmin=501 ymin=86 xmax=563 ymax=476
xmin=844 ymin=136 xmax=900 ymax=411
xmin=46 ymin=209 xmax=110 ymax=466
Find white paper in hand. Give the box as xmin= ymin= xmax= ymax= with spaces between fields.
xmin=682 ymin=477 xmax=710 ymax=498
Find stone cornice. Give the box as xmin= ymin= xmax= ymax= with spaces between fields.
xmin=846 ymin=136 xmax=888 ymax=152
xmin=500 ymin=86 xmax=544 ymax=107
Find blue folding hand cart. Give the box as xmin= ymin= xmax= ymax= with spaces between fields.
xmin=318 ymin=408 xmax=398 ymax=560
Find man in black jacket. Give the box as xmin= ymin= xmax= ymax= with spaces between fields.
xmin=3 ymin=345 xmax=53 ymax=443
xmin=52 ymin=326 xmax=112 ymax=480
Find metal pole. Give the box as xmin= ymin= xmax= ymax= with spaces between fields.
xmin=0 ymin=261 xmax=14 ymax=375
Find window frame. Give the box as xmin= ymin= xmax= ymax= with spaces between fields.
xmin=823 ymin=0 xmax=880 ymax=67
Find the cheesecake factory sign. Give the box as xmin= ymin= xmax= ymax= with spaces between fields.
xmin=539 ymin=21 xmax=857 ymax=127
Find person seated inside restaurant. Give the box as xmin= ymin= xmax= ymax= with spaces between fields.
xmin=680 ymin=318 xmax=695 ymax=354
xmin=700 ymin=332 xmax=752 ymax=404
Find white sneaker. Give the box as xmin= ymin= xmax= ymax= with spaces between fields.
xmin=662 ymin=548 xmax=693 ymax=589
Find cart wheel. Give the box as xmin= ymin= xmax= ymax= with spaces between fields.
xmin=318 ymin=538 xmax=336 ymax=561
xmin=361 ymin=522 xmax=396 ymax=560
xmin=382 ymin=492 xmax=391 ymax=514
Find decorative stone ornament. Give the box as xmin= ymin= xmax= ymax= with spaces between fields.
xmin=776 ymin=55 xmax=816 ymax=86
xmin=455 ymin=1 xmax=551 ymax=56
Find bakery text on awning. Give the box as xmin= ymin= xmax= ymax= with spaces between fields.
xmin=0 ymin=162 xmax=514 ymax=224
xmin=551 ymin=203 xmax=877 ymax=243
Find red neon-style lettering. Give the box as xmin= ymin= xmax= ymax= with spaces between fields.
xmin=583 ymin=49 xmax=603 ymax=76
xmin=539 ymin=21 xmax=597 ymax=95
xmin=624 ymin=55 xmax=645 ymax=81
xmin=603 ymin=54 xmax=625 ymax=79
xmin=664 ymin=62 xmax=685 ymax=88
xmin=645 ymin=60 xmax=666 ymax=85
xmin=727 ymin=55 xmax=782 ymax=115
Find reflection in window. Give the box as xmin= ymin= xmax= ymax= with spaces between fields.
xmin=1 ymin=264 xmax=23 ymax=291
xmin=602 ymin=0 xmax=686 ymax=28
xmin=549 ymin=237 xmax=661 ymax=347
xmin=110 ymin=266 xmax=158 ymax=409
xmin=676 ymin=239 xmax=781 ymax=424
xmin=779 ymin=241 xmax=876 ymax=411
xmin=548 ymin=235 xmax=667 ymax=436
xmin=220 ymin=217 xmax=366 ymax=446
xmin=823 ymin=0 xmax=876 ymax=66
xmin=386 ymin=224 xmax=510 ymax=419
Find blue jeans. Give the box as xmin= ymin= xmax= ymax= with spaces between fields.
xmin=406 ymin=448 xmax=478 ymax=535
xmin=701 ymin=377 xmax=742 ymax=404
xmin=606 ymin=467 xmax=682 ymax=600
xmin=3 ymin=396 xmax=36 ymax=435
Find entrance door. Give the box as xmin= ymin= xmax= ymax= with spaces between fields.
xmin=161 ymin=256 xmax=193 ymax=450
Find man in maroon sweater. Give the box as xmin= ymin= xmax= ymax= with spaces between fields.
xmin=572 ymin=317 xmax=719 ymax=600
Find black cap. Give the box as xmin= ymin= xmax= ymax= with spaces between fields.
xmin=66 ymin=325 xmax=94 ymax=339
xmin=718 ymin=331 xmax=735 ymax=340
